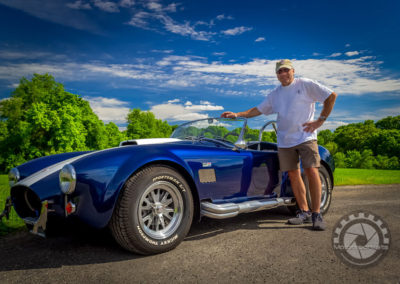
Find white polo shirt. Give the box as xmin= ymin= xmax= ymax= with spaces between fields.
xmin=257 ymin=77 xmax=333 ymax=148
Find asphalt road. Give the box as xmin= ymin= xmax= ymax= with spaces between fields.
xmin=0 ymin=184 xmax=399 ymax=283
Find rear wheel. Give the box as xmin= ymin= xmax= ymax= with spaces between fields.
xmin=287 ymin=165 xmax=333 ymax=215
xmin=110 ymin=165 xmax=194 ymax=255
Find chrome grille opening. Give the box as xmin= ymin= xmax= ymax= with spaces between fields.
xmin=11 ymin=186 xmax=42 ymax=218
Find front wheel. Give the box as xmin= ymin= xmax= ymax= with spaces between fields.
xmin=287 ymin=165 xmax=333 ymax=215
xmin=110 ymin=165 xmax=194 ymax=255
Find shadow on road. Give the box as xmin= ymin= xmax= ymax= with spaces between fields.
xmin=0 ymin=207 xmax=306 ymax=271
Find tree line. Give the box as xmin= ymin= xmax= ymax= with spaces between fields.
xmin=0 ymin=74 xmax=398 ymax=173
xmin=317 ymin=117 xmax=400 ymax=169
xmin=0 ymin=74 xmax=172 ymax=173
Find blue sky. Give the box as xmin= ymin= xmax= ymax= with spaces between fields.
xmin=0 ymin=0 xmax=399 ymax=130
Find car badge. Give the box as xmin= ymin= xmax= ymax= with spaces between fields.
xmin=202 ymin=162 xmax=212 ymax=167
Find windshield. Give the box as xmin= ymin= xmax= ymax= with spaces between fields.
xmin=171 ymin=118 xmax=247 ymax=144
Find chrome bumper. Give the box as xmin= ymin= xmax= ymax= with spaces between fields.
xmin=23 ymin=200 xmax=48 ymax=238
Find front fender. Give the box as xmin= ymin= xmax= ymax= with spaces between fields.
xmin=73 ymin=145 xmax=197 ymax=228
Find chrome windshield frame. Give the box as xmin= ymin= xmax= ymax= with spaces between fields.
xmin=170 ymin=117 xmax=248 ymax=147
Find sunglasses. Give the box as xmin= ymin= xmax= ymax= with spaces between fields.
xmin=277 ymin=68 xmax=291 ymax=74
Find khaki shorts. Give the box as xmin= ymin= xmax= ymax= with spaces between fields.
xmin=278 ymin=140 xmax=320 ymax=172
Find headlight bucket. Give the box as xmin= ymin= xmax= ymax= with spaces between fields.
xmin=59 ymin=164 xmax=76 ymax=195
xmin=8 ymin=168 xmax=20 ymax=187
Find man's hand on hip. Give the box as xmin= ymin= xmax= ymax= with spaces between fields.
xmin=302 ymin=119 xmax=324 ymax=133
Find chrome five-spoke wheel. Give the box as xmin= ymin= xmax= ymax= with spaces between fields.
xmin=139 ymin=181 xmax=183 ymax=240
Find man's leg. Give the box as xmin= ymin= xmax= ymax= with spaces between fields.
xmin=287 ymin=169 xmax=309 ymax=212
xmin=304 ymin=167 xmax=321 ymax=212
xmin=278 ymin=146 xmax=311 ymax=224
xmin=304 ymin=167 xmax=326 ymax=230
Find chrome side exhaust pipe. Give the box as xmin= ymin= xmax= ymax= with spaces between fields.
xmin=201 ymin=198 xmax=296 ymax=219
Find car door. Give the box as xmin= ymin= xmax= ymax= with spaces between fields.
xmin=179 ymin=144 xmax=253 ymax=201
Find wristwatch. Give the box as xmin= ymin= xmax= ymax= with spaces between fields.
xmin=318 ymin=116 xmax=327 ymax=121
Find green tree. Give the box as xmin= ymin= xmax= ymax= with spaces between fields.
xmin=334 ymin=120 xmax=379 ymax=153
xmin=105 ymin=122 xmax=127 ymax=147
xmin=0 ymin=74 xmax=112 ymax=172
xmin=367 ymin=129 xmax=400 ymax=158
xmin=317 ymin=129 xmax=334 ymax=146
xmin=126 ymin=108 xmax=173 ymax=139
xmin=376 ymin=115 xmax=400 ymax=130
xmin=333 ymin=152 xmax=347 ymax=168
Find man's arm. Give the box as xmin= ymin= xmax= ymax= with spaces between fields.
xmin=303 ymin=92 xmax=338 ymax=133
xmin=221 ymin=107 xmax=262 ymax=119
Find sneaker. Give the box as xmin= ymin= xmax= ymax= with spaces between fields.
xmin=312 ymin=212 xmax=327 ymax=231
xmin=288 ymin=210 xmax=312 ymax=225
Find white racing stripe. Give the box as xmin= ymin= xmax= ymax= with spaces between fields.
xmin=17 ymin=138 xmax=183 ymax=188
xmin=17 ymin=151 xmax=99 ymax=188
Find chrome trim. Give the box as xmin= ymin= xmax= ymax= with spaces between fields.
xmin=24 ymin=200 xmax=48 ymax=238
xmin=258 ymin=120 xmax=277 ymax=150
xmin=59 ymin=164 xmax=77 ymax=194
xmin=8 ymin=168 xmax=20 ymax=187
xmin=234 ymin=117 xmax=248 ymax=149
xmin=201 ymin=197 xmax=296 ymax=219
xmin=138 ymin=181 xmax=184 ymax=240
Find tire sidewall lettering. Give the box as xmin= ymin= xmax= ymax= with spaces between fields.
xmin=136 ymin=225 xmax=179 ymax=246
xmin=152 ymin=175 xmax=186 ymax=192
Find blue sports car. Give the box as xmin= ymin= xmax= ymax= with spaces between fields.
xmin=2 ymin=118 xmax=334 ymax=254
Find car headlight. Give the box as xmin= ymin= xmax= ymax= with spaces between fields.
xmin=8 ymin=168 xmax=20 ymax=187
xmin=59 ymin=164 xmax=76 ymax=194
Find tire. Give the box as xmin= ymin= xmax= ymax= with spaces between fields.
xmin=287 ymin=165 xmax=333 ymax=215
xmin=110 ymin=165 xmax=194 ymax=255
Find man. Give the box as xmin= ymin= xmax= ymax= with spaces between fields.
xmin=221 ymin=59 xmax=337 ymax=230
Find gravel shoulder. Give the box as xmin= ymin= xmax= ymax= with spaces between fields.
xmin=0 ymin=184 xmax=399 ymax=283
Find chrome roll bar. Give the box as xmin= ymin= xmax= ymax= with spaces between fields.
xmin=258 ymin=120 xmax=277 ymax=150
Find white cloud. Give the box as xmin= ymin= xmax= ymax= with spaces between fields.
xmin=255 ymin=37 xmax=265 ymax=42
xmin=158 ymin=15 xmax=215 ymax=41
xmin=125 ymin=2 xmax=215 ymax=41
xmin=222 ymin=26 xmax=253 ymax=36
xmin=345 ymin=44 xmax=351 ymax=47
xmin=93 ymin=0 xmax=120 ymax=12
xmin=319 ymin=120 xmax=348 ymax=130
xmin=0 ymin=0 xmax=101 ymax=33
xmin=345 ymin=51 xmax=360 ymax=57
xmin=168 ymin=99 xmax=180 ymax=103
xmin=2 ymin=50 xmax=400 ymax=98
xmin=216 ymin=14 xmax=234 ymax=21
xmin=147 ymin=1 xmax=162 ymax=11
xmin=84 ymin=96 xmax=130 ymax=123
xmin=165 ymin=79 xmax=194 ymax=87
xmin=329 ymin=53 xmax=342 ymax=57
xmin=213 ymin=52 xmax=226 ymax=56
xmin=119 ymin=0 xmax=134 ymax=8
xmin=128 ymin=11 xmax=151 ymax=28
xmin=149 ymin=100 xmax=223 ymax=121
xmin=164 ymin=3 xmax=178 ymax=12
xmin=151 ymin=49 xmax=174 ymax=54
xmin=66 ymin=0 xmax=92 ymax=10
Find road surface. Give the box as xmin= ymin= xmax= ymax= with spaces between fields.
xmin=0 ymin=184 xmax=399 ymax=283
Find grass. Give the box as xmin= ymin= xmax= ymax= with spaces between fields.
xmin=0 ymin=175 xmax=25 ymax=236
xmin=334 ymin=168 xmax=400 ymax=186
xmin=1 ymin=168 xmax=400 ymax=234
